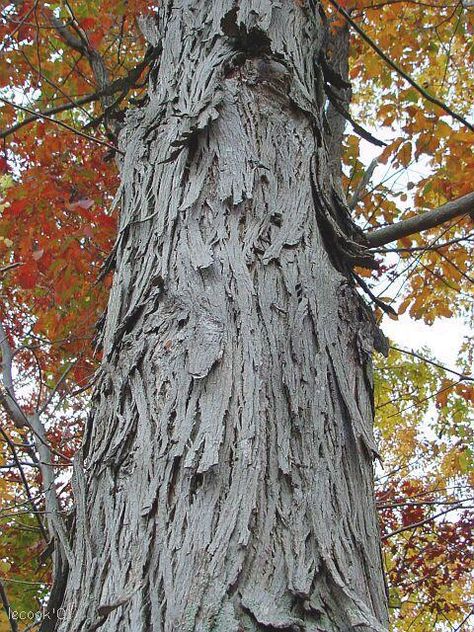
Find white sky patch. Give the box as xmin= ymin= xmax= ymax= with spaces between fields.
xmin=381 ymin=313 xmax=469 ymax=367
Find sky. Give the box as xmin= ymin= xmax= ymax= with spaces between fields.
xmin=381 ymin=313 xmax=469 ymax=367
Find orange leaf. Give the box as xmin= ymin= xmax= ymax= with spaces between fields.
xmin=379 ymin=138 xmax=403 ymax=165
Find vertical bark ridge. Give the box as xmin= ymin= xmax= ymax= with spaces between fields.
xmin=57 ymin=2 xmax=388 ymax=631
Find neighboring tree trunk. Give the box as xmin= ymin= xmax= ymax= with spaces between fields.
xmin=56 ymin=3 xmax=388 ymax=631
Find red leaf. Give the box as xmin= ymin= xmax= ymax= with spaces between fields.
xmin=8 ymin=199 xmax=28 ymax=216
xmin=97 ymin=214 xmax=116 ymax=229
xmin=89 ymin=29 xmax=105 ymax=48
xmin=17 ymin=263 xmax=38 ymax=289
xmin=80 ymin=17 xmax=96 ymax=30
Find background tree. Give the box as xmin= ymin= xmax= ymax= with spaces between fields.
xmin=0 ymin=1 xmax=472 ymax=631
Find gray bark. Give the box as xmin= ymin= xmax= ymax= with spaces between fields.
xmin=55 ymin=2 xmax=388 ymax=631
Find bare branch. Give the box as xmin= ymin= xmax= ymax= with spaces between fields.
xmin=0 ymin=316 xmax=73 ymax=588
xmin=0 ymin=579 xmax=19 ymax=632
xmin=325 ymin=84 xmax=386 ymax=147
xmin=324 ymin=23 xmax=351 ymax=185
xmin=365 ymin=191 xmax=474 ymax=247
xmin=28 ymin=412 xmax=74 ymax=566
xmin=49 ymin=8 xmax=115 ymax=115
xmin=48 ymin=15 xmax=85 ymax=54
xmin=0 ymin=320 xmax=28 ymax=428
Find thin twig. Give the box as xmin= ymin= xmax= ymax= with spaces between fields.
xmin=386 ymin=378 xmax=463 ymax=419
xmin=0 ymin=97 xmax=123 ymax=155
xmin=382 ymin=503 xmax=468 ymax=540
xmin=0 ymin=2 xmax=36 ymax=53
xmin=39 ymin=362 xmax=75 ymax=415
xmin=0 ymin=51 xmax=153 ymax=140
xmin=377 ymin=497 xmax=473 ymax=509
xmin=372 ymin=234 xmax=473 ymax=253
xmin=0 ymin=92 xmax=98 ymax=140
xmin=390 ymin=345 xmax=474 ymax=382
xmin=0 ymin=263 xmax=22 ymax=275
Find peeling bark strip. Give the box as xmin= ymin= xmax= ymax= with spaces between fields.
xmin=56 ymin=3 xmax=388 ymax=631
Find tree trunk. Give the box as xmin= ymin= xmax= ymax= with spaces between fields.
xmin=56 ymin=2 xmax=388 ymax=631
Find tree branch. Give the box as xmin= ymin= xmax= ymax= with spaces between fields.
xmin=0 ymin=579 xmax=19 ymax=632
xmin=0 ymin=263 xmax=22 ymax=275
xmin=377 ymin=497 xmax=473 ymax=509
xmin=381 ymin=503 xmax=469 ymax=540
xmin=324 ymin=23 xmax=352 ymax=183
xmin=0 ymin=93 xmax=98 ymax=140
xmin=324 ymin=83 xmax=386 ymax=146
xmin=28 ymin=412 xmax=74 ymax=567
xmin=327 ymin=0 xmax=474 ymax=133
xmin=365 ymin=191 xmax=474 ymax=247
xmin=39 ymin=362 xmax=75 ymax=416
xmin=49 ymin=15 xmax=85 ymax=54
xmin=0 ymin=97 xmax=124 ymax=154
xmin=0 ymin=321 xmax=29 ymax=428
xmin=49 ymin=8 xmax=124 ymax=120
xmin=0 ymin=56 xmax=149 ymax=140
xmin=348 ymin=158 xmax=378 ymax=209
xmin=0 ymin=315 xmax=73 ymax=580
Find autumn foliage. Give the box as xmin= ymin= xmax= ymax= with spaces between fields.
xmin=0 ymin=1 xmax=472 ymax=630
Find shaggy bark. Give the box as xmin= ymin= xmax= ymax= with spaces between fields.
xmin=55 ymin=2 xmax=388 ymax=631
